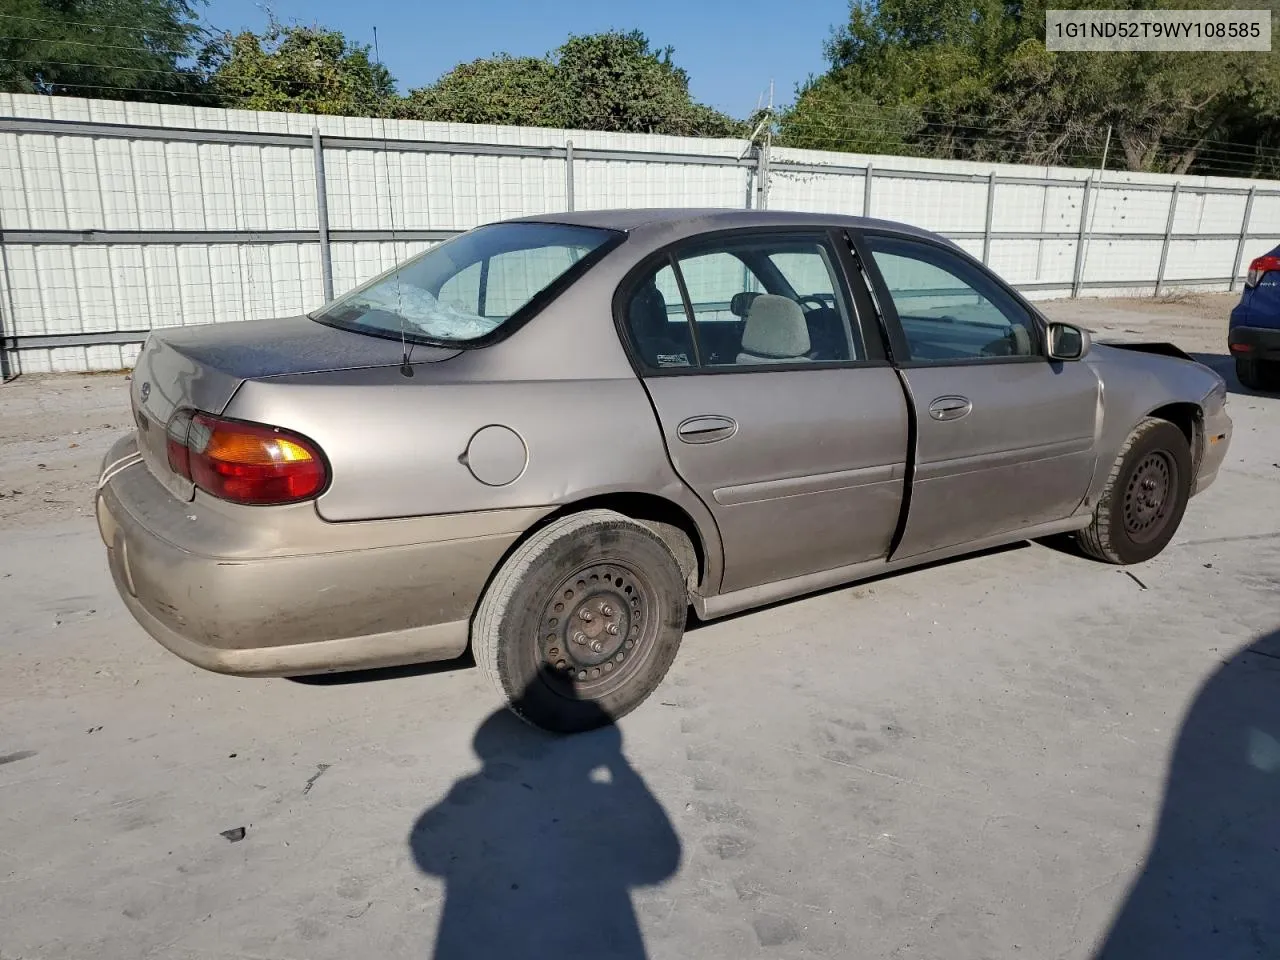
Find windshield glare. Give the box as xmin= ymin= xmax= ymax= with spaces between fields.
xmin=313 ymin=222 xmax=617 ymax=344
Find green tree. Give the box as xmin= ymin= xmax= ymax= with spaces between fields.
xmin=208 ymin=19 xmax=396 ymax=115
xmin=551 ymin=31 xmax=739 ymax=136
xmin=403 ymin=30 xmax=741 ymax=137
xmin=781 ymin=0 xmax=1015 ymax=157
xmin=0 ymin=0 xmax=211 ymax=102
xmin=398 ymin=55 xmax=556 ymax=126
xmin=997 ymin=3 xmax=1280 ymax=175
xmin=781 ymin=0 xmax=1280 ymax=176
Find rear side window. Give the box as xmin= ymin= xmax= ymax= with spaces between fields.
xmin=625 ymin=233 xmax=861 ymax=371
xmin=314 ymin=222 xmax=618 ymax=345
xmin=626 ymin=264 xmax=696 ymax=369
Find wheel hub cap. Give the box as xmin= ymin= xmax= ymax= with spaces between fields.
xmin=568 ymin=595 xmax=631 ymax=661
xmin=1123 ymin=452 xmax=1175 ymax=543
xmin=542 ymin=564 xmax=648 ymax=693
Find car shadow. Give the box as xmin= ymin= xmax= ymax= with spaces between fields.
xmin=1095 ymin=626 xmax=1280 ymax=958
xmin=292 ymin=543 xmax=1035 ymax=681
xmin=408 ymin=667 xmax=681 ymax=959
xmin=286 ymin=650 xmax=475 ymax=686
xmin=685 ymin=539 xmax=1031 ymax=632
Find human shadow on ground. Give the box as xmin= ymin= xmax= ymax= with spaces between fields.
xmin=1096 ymin=627 xmax=1280 ymax=958
xmin=408 ymin=669 xmax=681 ymax=960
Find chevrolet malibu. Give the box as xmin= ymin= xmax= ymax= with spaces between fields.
xmin=98 ymin=209 xmax=1233 ymax=731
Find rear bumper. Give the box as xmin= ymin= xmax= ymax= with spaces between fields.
xmin=1192 ymin=406 xmax=1232 ymax=497
xmin=96 ymin=435 xmax=548 ymax=676
xmin=1228 ymin=325 xmax=1280 ymax=361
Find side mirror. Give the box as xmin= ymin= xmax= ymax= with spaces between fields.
xmin=1047 ymin=322 xmax=1091 ymax=361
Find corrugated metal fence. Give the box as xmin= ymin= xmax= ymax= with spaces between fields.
xmin=2 ymin=93 xmax=1278 ymax=374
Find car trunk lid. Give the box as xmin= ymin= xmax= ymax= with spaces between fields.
xmin=130 ymin=315 xmax=460 ymax=500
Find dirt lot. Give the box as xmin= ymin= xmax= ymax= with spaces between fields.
xmin=2 ymin=293 xmax=1278 ymax=960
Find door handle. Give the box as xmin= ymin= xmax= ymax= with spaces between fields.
xmin=676 ymin=415 xmax=738 ymax=444
xmin=928 ymin=396 xmax=972 ymax=422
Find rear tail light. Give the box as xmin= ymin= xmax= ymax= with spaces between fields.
xmin=166 ymin=410 xmax=328 ymax=505
xmin=165 ymin=408 xmax=195 ymax=479
xmin=1245 ymin=254 xmax=1280 ymax=288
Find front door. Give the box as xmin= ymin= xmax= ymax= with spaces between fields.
xmin=620 ymin=230 xmax=911 ymax=594
xmin=856 ymin=231 xmax=1100 ymax=559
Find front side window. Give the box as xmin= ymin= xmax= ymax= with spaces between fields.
xmin=314 ymin=222 xmax=617 ymax=344
xmin=865 ymin=235 xmax=1038 ymax=363
xmin=624 ymin=233 xmax=860 ymax=370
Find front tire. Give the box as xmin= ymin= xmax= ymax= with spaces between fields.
xmin=1076 ymin=417 xmax=1192 ymax=565
xmin=473 ymin=510 xmax=687 ymax=733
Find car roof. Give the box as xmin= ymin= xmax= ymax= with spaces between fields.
xmin=509 ymin=207 xmax=956 ymax=248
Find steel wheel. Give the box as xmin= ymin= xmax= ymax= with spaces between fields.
xmin=472 ymin=509 xmax=688 ymax=733
xmin=538 ymin=562 xmax=659 ymax=699
xmin=1076 ymin=417 xmax=1192 ymax=565
xmin=1122 ymin=451 xmax=1177 ymax=544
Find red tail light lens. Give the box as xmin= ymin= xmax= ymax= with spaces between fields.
xmin=1246 ymin=255 xmax=1280 ymax=288
xmin=165 ymin=410 xmax=328 ymax=505
xmin=165 ymin=408 xmax=194 ymax=478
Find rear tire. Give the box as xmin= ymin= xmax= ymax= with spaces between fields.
xmin=1236 ymin=357 xmax=1263 ymax=391
xmin=1076 ymin=417 xmax=1192 ymax=565
xmin=472 ymin=510 xmax=687 ymax=733
xmin=1236 ymin=356 xmax=1280 ymax=392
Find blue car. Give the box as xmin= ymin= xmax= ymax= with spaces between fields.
xmin=1229 ymin=245 xmax=1280 ymax=391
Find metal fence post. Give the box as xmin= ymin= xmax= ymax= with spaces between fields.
xmin=312 ymin=127 xmax=334 ymax=302
xmin=982 ymin=172 xmax=997 ymax=265
xmin=754 ymin=138 xmax=770 ymax=211
xmin=1071 ymin=178 xmax=1093 ymax=298
xmin=1230 ymin=186 xmax=1257 ymax=292
xmin=0 ymin=212 xmax=12 ymax=381
xmin=564 ymin=139 xmax=575 ymax=212
xmin=1034 ymin=182 xmax=1049 ymax=281
xmin=1154 ymin=183 xmax=1180 ymax=297
xmin=863 ymin=163 xmax=874 ymax=217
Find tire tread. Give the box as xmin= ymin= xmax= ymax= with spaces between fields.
xmin=1077 ymin=416 xmax=1184 ymax=564
xmin=472 ymin=509 xmax=683 ymax=730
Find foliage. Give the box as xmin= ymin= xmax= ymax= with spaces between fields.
xmin=0 ymin=0 xmax=211 ymax=102
xmin=397 ymin=55 xmax=556 ymax=126
xmin=780 ymin=0 xmax=1280 ymax=176
xmin=550 ymin=31 xmax=740 ymax=136
xmin=3 ymin=0 xmax=1276 ymax=175
xmin=207 ymin=18 xmax=396 ymax=116
xmin=403 ymin=31 xmax=742 ymax=137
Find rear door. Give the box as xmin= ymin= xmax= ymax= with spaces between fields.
xmin=620 ymin=229 xmax=910 ymax=594
xmin=853 ymin=230 xmax=1100 ymax=559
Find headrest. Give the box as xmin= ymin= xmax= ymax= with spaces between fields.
xmin=740 ymin=294 xmax=810 ymax=358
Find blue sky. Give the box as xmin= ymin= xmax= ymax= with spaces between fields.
xmin=204 ymin=0 xmax=848 ymax=116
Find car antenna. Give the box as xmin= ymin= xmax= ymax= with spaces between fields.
xmin=373 ymin=25 xmax=413 ymax=378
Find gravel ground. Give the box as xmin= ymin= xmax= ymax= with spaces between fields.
xmin=1 ymin=293 xmax=1277 ymax=960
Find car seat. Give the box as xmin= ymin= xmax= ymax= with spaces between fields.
xmin=629 ymin=283 xmax=694 ymax=367
xmin=736 ymin=294 xmax=812 ymax=364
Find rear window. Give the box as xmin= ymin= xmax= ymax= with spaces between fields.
xmin=312 ymin=222 xmax=618 ymax=345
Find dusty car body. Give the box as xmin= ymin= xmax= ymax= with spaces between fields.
xmin=98 ymin=209 xmax=1232 ymax=730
